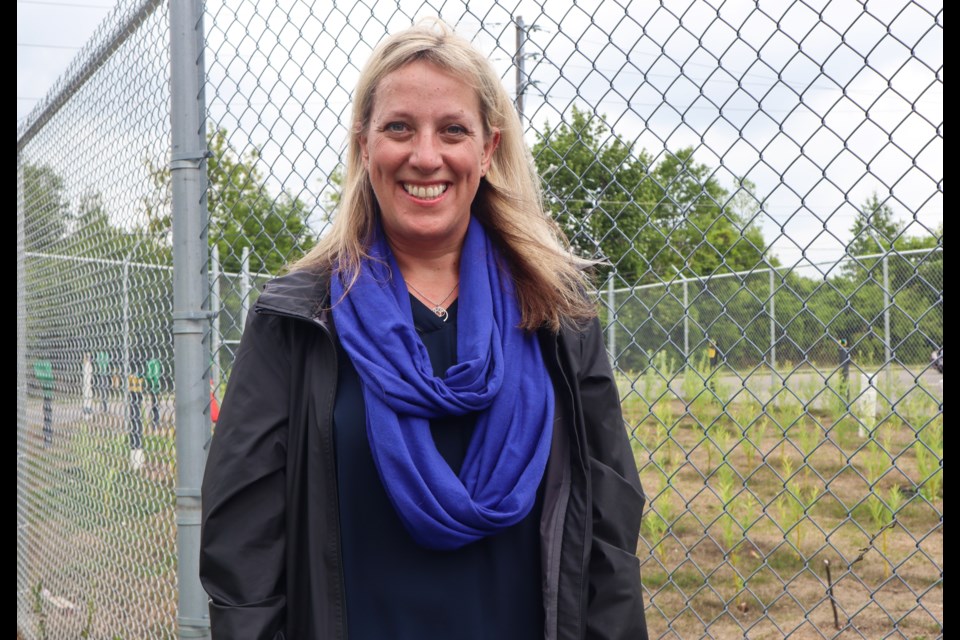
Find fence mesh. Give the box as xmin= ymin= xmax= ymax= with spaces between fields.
xmin=17 ymin=0 xmax=176 ymax=637
xmin=18 ymin=0 xmax=942 ymax=638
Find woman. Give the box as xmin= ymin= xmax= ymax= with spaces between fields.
xmin=200 ymin=19 xmax=647 ymax=640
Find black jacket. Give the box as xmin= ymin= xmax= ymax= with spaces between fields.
xmin=200 ymin=270 xmax=648 ymax=639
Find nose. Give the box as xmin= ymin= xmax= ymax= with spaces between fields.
xmin=409 ymin=132 xmax=443 ymax=173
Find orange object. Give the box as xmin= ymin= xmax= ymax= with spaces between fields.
xmin=210 ymin=381 xmax=221 ymax=423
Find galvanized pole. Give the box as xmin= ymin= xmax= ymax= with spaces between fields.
xmin=682 ymin=276 xmax=689 ymax=361
xmin=169 ymin=0 xmax=210 ymax=636
xmin=123 ymin=254 xmax=131 ymax=433
xmin=882 ymin=254 xmax=892 ymax=392
xmin=769 ymin=266 xmax=776 ymax=381
xmin=240 ymin=246 xmax=251 ymax=331
xmin=514 ymin=16 xmax=526 ymax=120
xmin=211 ymin=243 xmax=221 ymax=390
xmin=16 ymin=155 xmax=28 ymax=616
xmin=606 ymin=272 xmax=616 ymax=367
xmin=122 ymin=237 xmax=145 ymax=441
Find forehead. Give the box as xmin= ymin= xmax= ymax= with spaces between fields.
xmin=370 ymin=60 xmax=482 ymax=119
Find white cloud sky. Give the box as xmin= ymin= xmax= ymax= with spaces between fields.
xmin=19 ymin=0 xmax=942 ymax=270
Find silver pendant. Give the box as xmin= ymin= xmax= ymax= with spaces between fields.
xmin=433 ymin=306 xmax=449 ymax=322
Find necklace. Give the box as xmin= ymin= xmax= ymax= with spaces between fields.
xmin=405 ymin=279 xmax=459 ymax=322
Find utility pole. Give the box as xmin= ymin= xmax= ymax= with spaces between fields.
xmin=514 ymin=15 xmax=527 ymax=120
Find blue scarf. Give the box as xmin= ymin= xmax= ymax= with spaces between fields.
xmin=331 ymin=217 xmax=554 ymax=550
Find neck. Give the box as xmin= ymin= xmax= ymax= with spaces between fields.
xmin=388 ymin=238 xmax=461 ymax=302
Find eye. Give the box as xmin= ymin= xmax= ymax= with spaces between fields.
xmin=444 ymin=124 xmax=468 ymax=136
xmin=384 ymin=122 xmax=408 ymax=134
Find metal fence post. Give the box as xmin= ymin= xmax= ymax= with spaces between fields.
xmin=682 ymin=276 xmax=689 ymax=361
xmin=883 ymin=254 xmax=891 ymax=385
xmin=769 ymin=266 xmax=776 ymax=381
xmin=607 ymin=272 xmax=616 ymax=367
xmin=16 ymin=154 xmax=27 ymax=616
xmin=211 ymin=243 xmax=221 ymax=390
xmin=169 ymin=0 xmax=210 ymax=636
xmin=240 ymin=246 xmax=250 ymax=331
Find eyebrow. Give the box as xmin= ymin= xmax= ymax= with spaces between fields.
xmin=375 ymin=108 xmax=473 ymax=123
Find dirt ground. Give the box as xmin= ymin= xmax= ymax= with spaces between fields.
xmin=628 ymin=370 xmax=943 ymax=640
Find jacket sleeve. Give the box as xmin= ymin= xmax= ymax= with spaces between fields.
xmin=577 ymin=316 xmax=649 ymax=640
xmin=200 ymin=311 xmax=290 ymax=640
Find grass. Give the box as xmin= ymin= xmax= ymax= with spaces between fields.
xmin=19 ymin=408 xmax=178 ymax=639
xmin=21 ymin=364 xmax=942 ymax=639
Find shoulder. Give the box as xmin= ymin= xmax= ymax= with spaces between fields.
xmin=254 ymin=268 xmax=330 ymax=320
xmin=547 ymin=315 xmax=606 ymax=377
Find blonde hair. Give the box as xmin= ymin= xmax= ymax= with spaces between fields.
xmin=293 ymin=18 xmax=595 ymax=331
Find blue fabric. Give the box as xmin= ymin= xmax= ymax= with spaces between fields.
xmin=331 ymin=217 xmax=555 ymax=550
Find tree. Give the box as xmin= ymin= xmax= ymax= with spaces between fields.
xmin=148 ymin=127 xmax=317 ymax=275
xmin=532 ymin=106 xmax=767 ymax=283
xmin=847 ymin=193 xmax=902 ymax=257
xmin=532 ymin=107 xmax=771 ymax=371
xmin=207 ymin=128 xmax=316 ymax=274
xmin=22 ymin=162 xmax=71 ymax=251
xmin=832 ymin=193 xmax=942 ymax=364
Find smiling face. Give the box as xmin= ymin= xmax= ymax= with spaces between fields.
xmin=360 ymin=60 xmax=500 ymax=254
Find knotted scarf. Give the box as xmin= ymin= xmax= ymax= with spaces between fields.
xmin=331 ymin=217 xmax=554 ymax=550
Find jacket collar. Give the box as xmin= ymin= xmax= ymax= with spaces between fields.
xmin=253 ymin=269 xmax=330 ymax=323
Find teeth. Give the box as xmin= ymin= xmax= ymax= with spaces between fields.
xmin=404 ymin=184 xmax=447 ymax=199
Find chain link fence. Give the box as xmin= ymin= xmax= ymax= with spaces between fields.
xmin=18 ymin=0 xmax=942 ymax=638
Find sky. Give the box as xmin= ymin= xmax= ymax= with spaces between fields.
xmin=17 ymin=0 xmax=116 ymax=126
xmin=18 ymin=0 xmax=943 ymax=273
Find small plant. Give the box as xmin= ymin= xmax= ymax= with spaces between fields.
xmin=80 ymin=597 xmax=96 ymax=639
xmin=643 ymin=508 xmax=669 ymax=563
xmin=880 ymin=485 xmax=904 ymax=577
xmin=863 ymin=440 xmax=888 ymax=491
xmin=730 ymin=499 xmax=757 ymax=605
xmin=797 ymin=373 xmax=820 ymax=410
xmin=31 ymin=579 xmax=47 ymax=640
xmin=914 ymin=420 xmax=943 ymax=502
xmin=653 ymin=395 xmax=675 ymax=443
xmin=682 ymin=351 xmax=710 ymax=403
xmin=774 ymin=387 xmax=804 ymax=435
xmin=825 ymin=375 xmax=850 ymax=424
xmin=642 ymin=360 xmax=663 ymax=409
xmin=744 ymin=415 xmax=768 ymax=470
xmin=716 ymin=462 xmax=738 ymax=552
xmin=775 ymin=453 xmax=805 ymax=552
xmin=644 ymin=350 xmax=675 ymax=402
xmin=701 ymin=421 xmax=729 ymax=473
xmin=796 ymin=422 xmax=820 ymax=464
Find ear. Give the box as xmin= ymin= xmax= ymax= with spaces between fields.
xmin=481 ymin=128 xmax=501 ymax=174
xmin=358 ymin=131 xmax=370 ymax=168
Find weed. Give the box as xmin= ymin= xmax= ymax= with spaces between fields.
xmin=31 ymin=579 xmax=47 ymax=640
xmin=915 ymin=419 xmax=943 ymax=502
xmin=716 ymin=462 xmax=738 ymax=552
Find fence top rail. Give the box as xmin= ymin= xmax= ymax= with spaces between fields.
xmin=602 ymin=246 xmax=942 ymax=295
xmin=16 ymin=0 xmax=163 ymax=152
xmin=25 ymin=250 xmax=276 ymax=282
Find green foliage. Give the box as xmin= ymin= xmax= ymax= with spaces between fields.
xmin=22 ymin=162 xmax=72 ymax=251
xmin=914 ymin=420 xmax=943 ymax=502
xmin=533 ymin=106 xmax=767 ymax=283
xmin=32 ymin=579 xmax=48 ymax=640
xmin=206 ymin=128 xmax=316 ymax=274
xmin=716 ymin=462 xmax=739 ymax=552
xmin=148 ymin=127 xmax=317 ymax=275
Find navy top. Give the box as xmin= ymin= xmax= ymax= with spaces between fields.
xmin=334 ymin=296 xmax=544 ymax=640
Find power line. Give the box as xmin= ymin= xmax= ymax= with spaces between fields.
xmin=18 ymin=0 xmax=113 ymax=8
xmin=18 ymin=42 xmax=83 ymax=50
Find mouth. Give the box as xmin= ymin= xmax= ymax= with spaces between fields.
xmin=403 ymin=183 xmax=448 ymax=200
